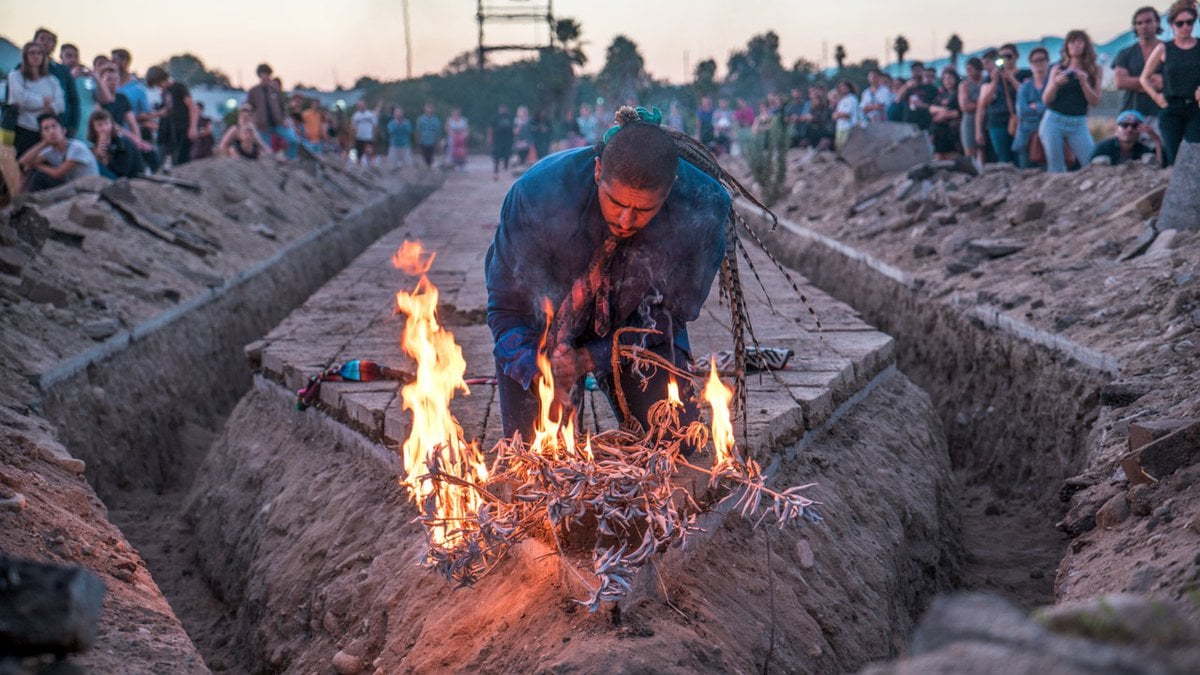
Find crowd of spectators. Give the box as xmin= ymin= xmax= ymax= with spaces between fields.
xmin=4 ymin=4 xmax=1198 ymax=194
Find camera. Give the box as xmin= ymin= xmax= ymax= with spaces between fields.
xmin=994 ymin=57 xmax=1006 ymax=68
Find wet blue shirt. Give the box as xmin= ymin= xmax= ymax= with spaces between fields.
xmin=485 ymin=147 xmax=730 ymax=389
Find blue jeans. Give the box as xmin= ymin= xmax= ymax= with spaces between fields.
xmin=258 ymin=124 xmax=300 ymax=159
xmin=1038 ymin=110 xmax=1094 ymax=173
xmin=987 ymin=126 xmax=1014 ymax=164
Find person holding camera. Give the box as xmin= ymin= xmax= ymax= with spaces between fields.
xmin=1141 ymin=0 xmax=1200 ymax=166
xmin=976 ymin=48 xmax=1020 ymax=164
xmin=1040 ymin=30 xmax=1101 ymax=173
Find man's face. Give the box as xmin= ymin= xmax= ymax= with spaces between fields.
xmin=911 ymin=66 xmax=923 ymax=81
xmin=112 ymin=52 xmax=128 ymax=72
xmin=593 ymin=160 xmax=670 ymax=239
xmin=1134 ymin=11 xmax=1159 ymax=40
xmin=1116 ymin=117 xmax=1140 ymax=142
xmin=34 ymin=31 xmax=56 ymax=55
xmin=40 ymin=118 xmax=64 ymax=144
xmin=60 ymin=46 xmax=78 ymax=68
xmin=101 ymin=69 xmax=119 ymax=90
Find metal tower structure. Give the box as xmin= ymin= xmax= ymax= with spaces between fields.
xmin=476 ymin=0 xmax=554 ymax=68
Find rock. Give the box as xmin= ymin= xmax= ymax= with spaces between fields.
xmin=1095 ymin=494 xmax=1130 ymax=528
xmin=1118 ymin=220 xmax=1159 ymax=261
xmin=934 ymin=210 xmax=957 ymax=225
xmin=1145 ymin=228 xmax=1178 ymax=258
xmin=948 ymin=193 xmax=982 ymax=211
xmin=0 ymin=555 xmax=105 ymax=656
xmin=945 ymin=260 xmax=976 ymax=275
xmin=47 ymin=226 xmax=86 ymax=248
xmin=67 ymin=201 xmax=110 ymax=230
xmin=840 ymin=122 xmax=933 ymax=182
xmin=906 ymin=160 xmax=961 ymax=182
xmin=795 ymin=540 xmax=815 ymax=570
xmin=82 ymin=318 xmax=121 ymax=341
xmin=1129 ymin=419 xmax=1198 ymax=453
xmin=0 ymin=492 xmax=27 ymax=512
xmin=1127 ymin=484 xmax=1154 ymax=517
xmin=38 ymin=440 xmax=86 ymax=475
xmin=0 ymin=246 xmax=31 ymax=276
xmin=1128 ymin=420 xmax=1200 ymax=482
xmin=1035 ymin=594 xmax=1200 ymax=647
xmin=1013 ymin=201 xmax=1047 ymax=224
xmin=980 ymin=192 xmax=1008 ymax=214
xmin=1099 ymin=381 xmax=1150 ymax=407
xmin=893 ymin=178 xmax=916 ymax=200
xmin=176 ymin=266 xmax=224 ymax=288
xmin=249 ymin=223 xmax=277 ymax=240
xmin=1158 ymin=141 xmax=1200 ymax=230
xmin=1079 ymin=179 xmax=1095 ymax=191
xmin=913 ymin=244 xmax=937 ymax=259
xmin=332 ymin=650 xmax=363 ymax=675
xmin=18 ymin=275 xmax=71 ymax=307
xmin=967 ymin=238 xmax=1025 ymax=259
xmin=8 ymin=205 xmax=50 ymax=251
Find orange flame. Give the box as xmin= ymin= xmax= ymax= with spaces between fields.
xmin=702 ymin=360 xmax=736 ymax=464
xmin=393 ymin=242 xmax=488 ymax=548
xmin=667 ymin=377 xmax=682 ymax=407
xmin=528 ymin=299 xmax=581 ymax=459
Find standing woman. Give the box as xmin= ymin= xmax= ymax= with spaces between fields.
xmin=958 ymin=58 xmax=985 ymax=166
xmin=445 ymin=107 xmax=469 ymax=171
xmin=930 ymin=69 xmax=963 ymax=160
xmin=7 ymin=42 xmax=65 ymax=157
xmin=1142 ymin=0 xmax=1200 ymax=166
xmin=1040 ymin=30 xmax=1101 ymax=173
xmin=1014 ymin=47 xmax=1052 ymax=168
xmin=831 ymin=79 xmax=862 ymax=151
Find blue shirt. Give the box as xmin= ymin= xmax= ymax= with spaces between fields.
xmin=485 ymin=147 xmax=730 ymax=389
xmin=388 ymin=118 xmax=412 ymax=147
xmin=416 ymin=114 xmax=440 ymax=146
xmin=118 ymin=78 xmax=151 ymax=117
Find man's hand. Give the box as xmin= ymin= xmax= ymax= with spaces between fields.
xmin=550 ymin=344 xmax=593 ymax=410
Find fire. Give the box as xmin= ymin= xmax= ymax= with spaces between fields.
xmin=527 ymin=301 xmax=583 ymax=459
xmin=392 ymin=242 xmax=488 ymax=548
xmin=702 ymin=360 xmax=736 ymax=464
xmin=667 ymin=377 xmax=682 ymax=407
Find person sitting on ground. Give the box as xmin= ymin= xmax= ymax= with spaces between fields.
xmin=87 ymin=109 xmax=144 ymax=179
xmin=1141 ymin=0 xmax=1200 ymax=166
xmin=18 ymin=113 xmax=99 ymax=192
xmin=485 ymin=106 xmax=730 ymax=443
xmin=1090 ymin=110 xmax=1163 ymax=166
xmin=145 ymin=66 xmax=198 ymax=166
xmin=7 ymin=42 xmax=65 ymax=158
xmin=217 ymin=104 xmax=272 ymax=160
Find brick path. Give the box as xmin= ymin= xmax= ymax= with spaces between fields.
xmin=253 ymin=156 xmax=896 ymax=458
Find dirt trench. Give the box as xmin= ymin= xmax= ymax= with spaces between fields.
xmin=748 ymin=209 xmax=1112 ymax=609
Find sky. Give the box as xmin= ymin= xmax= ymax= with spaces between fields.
xmin=2 ymin=0 xmax=1140 ymax=90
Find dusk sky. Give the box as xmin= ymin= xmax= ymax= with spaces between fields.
xmin=4 ymin=1 xmax=1139 ymax=89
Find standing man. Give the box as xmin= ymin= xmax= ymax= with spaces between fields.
xmin=488 ymin=103 xmax=515 ymax=179
xmin=33 ymin=28 xmax=79 ymax=139
xmin=145 ymin=66 xmax=198 ymax=166
xmin=246 ymin=64 xmax=299 ymax=159
xmin=485 ymin=108 xmax=730 ymax=440
xmin=898 ymin=62 xmax=938 ymax=133
xmin=111 ymin=48 xmax=154 ymax=148
xmin=1115 ymin=6 xmax=1165 ymax=130
xmin=416 ymin=102 xmax=441 ymax=169
xmin=387 ymin=106 xmax=413 ymax=168
xmin=350 ymin=100 xmax=379 ymax=166
xmin=860 ymin=69 xmax=895 ymax=124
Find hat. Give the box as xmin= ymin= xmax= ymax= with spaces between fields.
xmin=1116 ymin=110 xmax=1145 ymax=124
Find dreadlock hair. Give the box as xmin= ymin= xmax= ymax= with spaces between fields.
xmin=597 ymin=109 xmax=677 ymax=191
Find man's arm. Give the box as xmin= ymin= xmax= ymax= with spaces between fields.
xmin=486 ymin=186 xmax=548 ymax=390
xmin=17 ymin=141 xmax=49 ymax=169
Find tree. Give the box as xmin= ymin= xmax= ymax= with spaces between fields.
xmin=553 ymin=18 xmax=587 ymax=67
xmin=725 ymin=31 xmax=786 ymax=100
xmin=834 ymin=44 xmax=847 ymax=72
xmin=596 ymin=35 xmax=645 ymax=105
xmin=693 ymin=58 xmax=718 ymax=98
xmin=893 ymin=35 xmax=910 ymax=67
xmin=946 ymin=34 xmax=964 ymax=68
xmin=154 ymin=53 xmax=231 ymax=89
xmin=353 ymin=75 xmax=382 ymax=90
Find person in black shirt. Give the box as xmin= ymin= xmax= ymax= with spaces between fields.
xmin=1090 ymin=110 xmax=1162 ymax=166
xmin=87 ymin=109 xmax=144 ymax=178
xmin=899 ymin=62 xmax=938 ymax=131
xmin=488 ymin=104 xmax=515 ymax=180
xmin=1114 ymin=7 xmax=1165 ymax=126
xmin=1141 ymin=0 xmax=1200 ymax=166
xmin=145 ymin=65 xmax=198 ymax=166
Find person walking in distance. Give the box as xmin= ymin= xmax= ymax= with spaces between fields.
xmin=416 ymin=102 xmax=441 ymax=169
xmin=488 ymin=104 xmax=515 ymax=180
xmin=387 ymin=106 xmax=413 ymax=168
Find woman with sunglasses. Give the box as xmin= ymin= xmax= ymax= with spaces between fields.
xmin=1142 ymin=0 xmax=1200 ymax=166
xmin=1040 ymin=30 xmax=1101 ymax=173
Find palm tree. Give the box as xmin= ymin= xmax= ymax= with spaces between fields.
xmin=894 ymin=35 xmax=910 ymax=68
xmin=834 ymin=44 xmax=846 ymax=72
xmin=554 ymin=18 xmax=587 ymax=67
xmin=946 ymin=34 xmax=964 ymax=69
